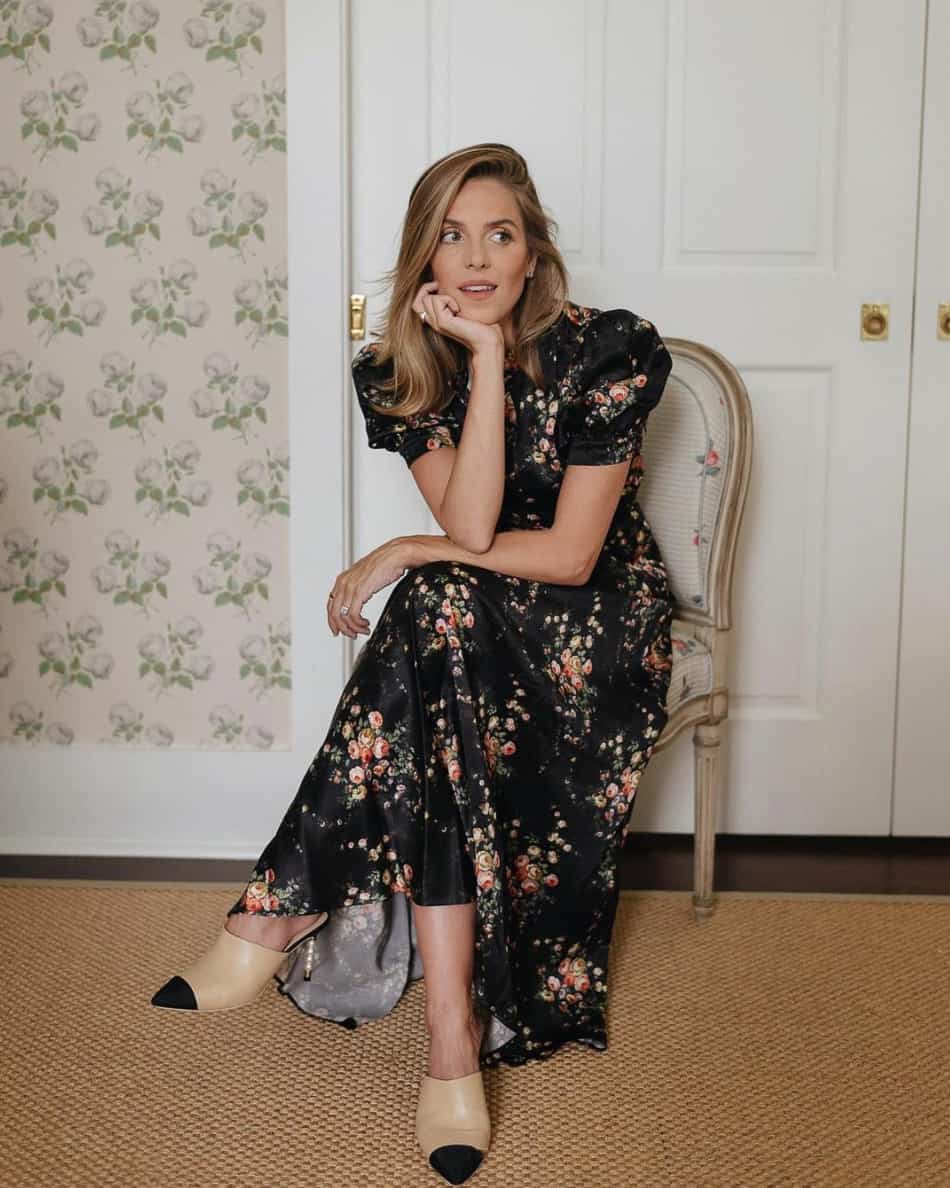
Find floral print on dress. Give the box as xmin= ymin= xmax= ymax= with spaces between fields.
xmin=228 ymin=301 xmax=674 ymax=1069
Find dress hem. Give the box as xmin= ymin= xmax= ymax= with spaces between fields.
xmin=271 ymin=967 xmax=612 ymax=1071
xmin=227 ymin=892 xmax=612 ymax=1072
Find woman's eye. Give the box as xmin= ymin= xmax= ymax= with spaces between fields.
xmin=439 ymin=229 xmax=513 ymax=244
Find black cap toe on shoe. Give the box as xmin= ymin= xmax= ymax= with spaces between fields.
xmin=150 ymin=976 xmax=198 ymax=1010
xmin=428 ymin=1145 xmax=484 ymax=1184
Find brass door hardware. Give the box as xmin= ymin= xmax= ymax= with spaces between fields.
xmin=938 ymin=303 xmax=950 ymax=341
xmin=350 ymin=294 xmax=366 ymax=340
xmin=860 ymin=303 xmax=889 ymax=341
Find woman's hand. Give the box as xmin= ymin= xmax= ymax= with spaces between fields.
xmin=327 ymin=537 xmax=414 ymax=638
xmin=413 ymin=280 xmax=505 ymax=357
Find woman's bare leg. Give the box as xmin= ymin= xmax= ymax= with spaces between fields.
xmin=412 ymin=900 xmax=485 ymax=1079
xmin=225 ymin=910 xmax=326 ymax=952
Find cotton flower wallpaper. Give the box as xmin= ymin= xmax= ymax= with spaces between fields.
xmin=0 ymin=0 xmax=291 ymax=750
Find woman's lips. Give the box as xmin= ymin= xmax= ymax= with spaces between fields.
xmin=458 ymin=285 xmax=497 ymax=301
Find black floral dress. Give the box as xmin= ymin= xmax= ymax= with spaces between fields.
xmin=227 ymin=300 xmax=674 ymax=1069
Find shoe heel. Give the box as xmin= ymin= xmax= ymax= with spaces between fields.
xmin=282 ymin=913 xmax=329 ymax=982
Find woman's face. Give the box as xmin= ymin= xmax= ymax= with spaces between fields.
xmin=429 ymin=177 xmax=536 ymax=333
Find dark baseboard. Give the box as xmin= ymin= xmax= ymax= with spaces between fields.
xmin=618 ymin=833 xmax=950 ymax=895
xmin=2 ymin=835 xmax=949 ymax=896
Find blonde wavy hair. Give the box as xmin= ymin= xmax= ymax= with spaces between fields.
xmin=363 ymin=142 xmax=570 ymax=419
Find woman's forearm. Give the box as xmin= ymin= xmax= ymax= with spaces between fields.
xmin=437 ymin=344 xmax=506 ymax=552
xmin=400 ymin=528 xmax=587 ymax=587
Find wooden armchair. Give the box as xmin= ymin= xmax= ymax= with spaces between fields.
xmin=623 ymin=337 xmax=754 ymax=922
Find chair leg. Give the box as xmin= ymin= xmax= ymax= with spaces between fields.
xmin=692 ymin=720 xmax=721 ymax=922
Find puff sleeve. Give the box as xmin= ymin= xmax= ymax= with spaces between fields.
xmin=563 ymin=309 xmax=673 ymax=466
xmin=352 ymin=345 xmax=459 ymax=470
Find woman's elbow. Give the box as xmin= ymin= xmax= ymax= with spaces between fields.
xmin=439 ymin=514 xmax=494 ymax=554
xmin=564 ymin=548 xmax=596 ymax=586
xmin=451 ymin=531 xmax=494 ymax=554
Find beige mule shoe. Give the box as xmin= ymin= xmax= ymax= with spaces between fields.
xmin=416 ymin=1069 xmax=491 ymax=1184
xmin=149 ymin=912 xmax=329 ymax=1012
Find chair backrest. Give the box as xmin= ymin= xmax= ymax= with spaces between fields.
xmin=637 ymin=338 xmax=754 ymax=631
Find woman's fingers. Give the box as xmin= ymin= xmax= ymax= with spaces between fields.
xmin=411 ymin=280 xmax=440 ymax=317
xmin=327 ymin=596 xmax=347 ymax=638
xmin=413 ymin=284 xmax=462 ymax=324
xmin=421 ymin=291 xmax=441 ymax=327
xmin=328 ymin=582 xmax=370 ymax=638
xmin=421 ymin=292 xmax=463 ymax=345
xmin=333 ymin=605 xmax=361 ymax=638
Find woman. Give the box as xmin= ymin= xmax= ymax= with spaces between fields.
xmin=151 ymin=142 xmax=674 ymax=1184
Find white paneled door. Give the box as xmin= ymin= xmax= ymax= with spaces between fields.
xmin=894 ymin=2 xmax=950 ymax=835
xmin=347 ymin=1 xmax=932 ymax=836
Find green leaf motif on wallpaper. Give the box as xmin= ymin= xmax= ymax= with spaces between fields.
xmin=132 ymin=443 xmax=212 ymax=526
xmin=85 ymin=527 xmax=172 ymax=618
xmin=188 ymin=168 xmax=268 ymax=263
xmin=26 ymin=259 xmax=105 ymax=346
xmin=37 ymin=617 xmax=114 ymax=693
xmin=195 ymin=529 xmax=282 ymax=622
xmin=183 ymin=3 xmax=266 ymax=77
xmin=81 ymin=350 xmax=170 ymax=445
xmin=0 ymin=0 xmax=53 ymax=74
xmin=83 ymin=166 xmax=163 ymax=262
xmin=30 ymin=439 xmax=111 ymax=527
xmin=136 ymin=619 xmax=215 ymax=698
xmin=195 ymin=351 xmax=271 ymax=445
xmin=105 ymin=702 xmax=176 ymax=746
xmin=234 ymin=446 xmax=289 ymax=527
xmin=2 ymin=527 xmax=68 ymax=615
xmin=0 ymin=349 xmax=63 ymax=440
xmin=129 ymin=259 xmax=210 ymax=346
xmin=237 ymin=620 xmax=292 ymax=697
xmin=77 ymin=2 xmax=160 ymax=76
xmin=19 ymin=73 xmax=101 ymax=162
xmin=230 ymin=75 xmax=286 ymax=163
xmin=126 ymin=73 xmax=205 ymax=161
xmin=0 ymin=166 xmax=58 ymax=258
xmin=233 ymin=260 xmax=287 ymax=348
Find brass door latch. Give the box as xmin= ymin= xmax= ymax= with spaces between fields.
xmin=350 ymin=294 xmax=366 ymax=340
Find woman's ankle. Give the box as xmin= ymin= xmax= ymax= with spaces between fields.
xmin=225 ymin=911 xmax=324 ymax=952
xmin=426 ymin=1011 xmax=483 ymax=1079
